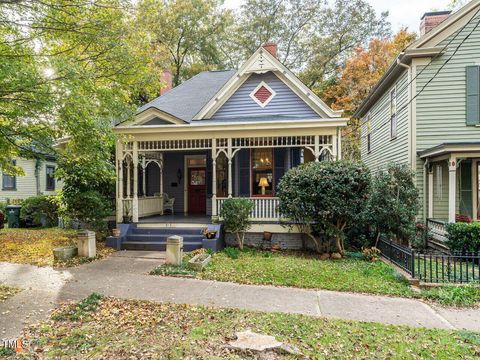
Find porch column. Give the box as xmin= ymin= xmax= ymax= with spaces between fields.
xmin=314 ymin=135 xmax=320 ymax=162
xmin=211 ymin=141 xmax=218 ymax=216
xmin=227 ymin=138 xmax=233 ymax=197
xmin=159 ymin=153 xmax=164 ymax=214
xmin=142 ymin=157 xmax=146 ymax=197
xmin=132 ymin=141 xmax=139 ymax=223
xmin=126 ymin=161 xmax=131 ymax=198
xmin=116 ymin=141 xmax=123 ymax=223
xmin=337 ymin=127 xmax=342 ymax=160
xmin=428 ymin=163 xmax=433 ymax=219
xmin=448 ymin=156 xmax=457 ymax=223
xmin=332 ymin=133 xmax=338 ymax=160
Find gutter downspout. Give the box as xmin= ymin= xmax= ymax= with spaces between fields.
xmin=35 ymin=158 xmax=41 ymax=195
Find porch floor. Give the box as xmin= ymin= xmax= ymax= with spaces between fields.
xmin=139 ymin=214 xmax=211 ymax=224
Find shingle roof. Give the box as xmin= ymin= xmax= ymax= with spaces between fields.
xmin=136 ymin=70 xmax=235 ymax=122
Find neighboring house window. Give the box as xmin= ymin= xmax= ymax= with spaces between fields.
xmin=366 ymin=114 xmax=372 ymax=153
xmin=2 ymin=160 xmax=16 ymax=190
xmin=466 ymin=65 xmax=480 ymax=125
xmin=251 ymin=148 xmax=273 ymax=196
xmin=390 ymin=88 xmax=397 ymax=139
xmin=46 ymin=165 xmax=55 ymax=191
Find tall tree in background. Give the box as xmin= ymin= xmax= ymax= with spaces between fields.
xmin=230 ymin=0 xmax=390 ymax=84
xmin=137 ymin=0 xmax=233 ymax=87
xmin=0 ymin=2 xmax=55 ymax=175
xmin=299 ymin=0 xmax=390 ymax=93
xmin=323 ymin=29 xmax=417 ymax=160
xmin=226 ymin=0 xmax=319 ymax=69
xmin=1 ymin=0 xmax=163 ymax=227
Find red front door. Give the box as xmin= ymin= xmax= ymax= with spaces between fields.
xmin=188 ymin=168 xmax=206 ymax=214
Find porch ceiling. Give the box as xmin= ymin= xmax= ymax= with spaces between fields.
xmin=418 ymin=141 xmax=480 ymax=159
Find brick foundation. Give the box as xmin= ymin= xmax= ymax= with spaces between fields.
xmin=225 ymin=232 xmax=323 ymax=251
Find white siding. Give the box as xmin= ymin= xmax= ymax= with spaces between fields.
xmin=0 ymin=158 xmax=62 ymax=202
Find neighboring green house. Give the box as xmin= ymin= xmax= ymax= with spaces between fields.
xmin=354 ymin=1 xmax=480 ymax=245
xmin=0 ymin=156 xmax=61 ymax=203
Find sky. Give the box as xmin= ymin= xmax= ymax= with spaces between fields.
xmin=223 ymin=0 xmax=455 ymax=33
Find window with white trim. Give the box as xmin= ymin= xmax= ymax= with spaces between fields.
xmin=390 ymin=88 xmax=397 ymax=139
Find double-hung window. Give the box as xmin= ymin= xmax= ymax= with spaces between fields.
xmin=2 ymin=160 xmax=16 ymax=190
xmin=46 ymin=165 xmax=55 ymax=191
xmin=390 ymin=88 xmax=397 ymax=139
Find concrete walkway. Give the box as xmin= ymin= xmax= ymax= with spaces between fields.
xmin=1 ymin=251 xmax=479 ymax=339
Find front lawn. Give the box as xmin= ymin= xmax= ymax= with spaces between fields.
xmin=185 ymin=249 xmax=414 ymax=297
xmin=0 ymin=284 xmax=20 ymax=302
xmin=19 ymin=294 xmax=480 ymax=358
xmin=0 ymin=228 xmax=115 ymax=267
xmin=152 ymin=248 xmax=480 ymax=307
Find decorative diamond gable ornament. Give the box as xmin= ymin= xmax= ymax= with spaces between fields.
xmin=249 ymin=81 xmax=276 ymax=108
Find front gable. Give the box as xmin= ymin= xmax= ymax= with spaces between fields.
xmin=194 ymin=47 xmax=342 ymax=120
xmin=210 ymin=72 xmax=320 ymax=119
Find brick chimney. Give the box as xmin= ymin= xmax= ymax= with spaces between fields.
xmin=160 ymin=69 xmax=172 ymax=95
xmin=262 ymin=42 xmax=278 ymax=58
xmin=420 ymin=11 xmax=451 ymax=35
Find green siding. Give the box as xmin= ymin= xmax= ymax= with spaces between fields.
xmin=415 ymin=14 xmax=480 ymax=219
xmin=361 ymin=71 xmax=410 ymax=172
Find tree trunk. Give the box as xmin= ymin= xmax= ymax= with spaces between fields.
xmin=236 ymin=232 xmax=244 ymax=250
xmin=374 ymin=232 xmax=381 ymax=248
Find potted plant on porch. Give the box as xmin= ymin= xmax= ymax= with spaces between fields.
xmin=202 ymin=227 xmax=217 ymax=239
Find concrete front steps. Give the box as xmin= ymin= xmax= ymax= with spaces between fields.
xmin=121 ymin=227 xmax=205 ymax=251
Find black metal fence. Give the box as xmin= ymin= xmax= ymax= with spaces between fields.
xmin=378 ymin=238 xmax=480 ymax=284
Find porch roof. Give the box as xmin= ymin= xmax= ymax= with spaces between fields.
xmin=418 ymin=141 xmax=480 ymax=159
xmin=114 ymin=117 xmax=348 ymax=135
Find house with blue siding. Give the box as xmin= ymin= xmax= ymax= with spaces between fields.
xmin=354 ymin=1 xmax=480 ymax=246
xmin=110 ymin=42 xmax=346 ymax=251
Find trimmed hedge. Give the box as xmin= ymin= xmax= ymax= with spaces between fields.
xmin=445 ymin=222 xmax=480 ymax=253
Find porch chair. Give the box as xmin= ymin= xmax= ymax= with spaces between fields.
xmin=161 ymin=193 xmax=175 ymax=214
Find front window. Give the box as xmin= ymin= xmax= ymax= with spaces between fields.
xmin=251 ymin=148 xmax=273 ymax=196
xmin=46 ymin=165 xmax=55 ymax=191
xmin=2 ymin=160 xmax=16 ymax=190
xmin=390 ymin=88 xmax=397 ymax=139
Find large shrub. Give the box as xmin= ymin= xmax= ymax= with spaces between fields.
xmin=277 ymin=161 xmax=371 ymax=254
xmin=220 ymin=198 xmax=254 ymax=250
xmin=20 ymin=195 xmax=59 ymax=227
xmin=61 ymin=190 xmax=113 ymax=230
xmin=57 ymin=141 xmax=115 ymax=231
xmin=445 ymin=222 xmax=480 ymax=253
xmin=368 ymin=163 xmax=418 ymax=247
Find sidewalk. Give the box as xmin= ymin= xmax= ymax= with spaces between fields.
xmin=1 ymin=251 xmax=479 ymax=338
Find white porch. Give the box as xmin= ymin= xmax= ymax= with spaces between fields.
xmin=420 ymin=143 xmax=480 ymax=244
xmin=116 ymin=133 xmax=341 ymax=223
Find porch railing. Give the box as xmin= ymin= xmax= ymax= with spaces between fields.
xmin=427 ymin=218 xmax=448 ymax=243
xmin=121 ymin=195 xmax=163 ymax=218
xmin=138 ymin=195 xmax=163 ymax=217
xmin=216 ymin=197 xmax=280 ymax=221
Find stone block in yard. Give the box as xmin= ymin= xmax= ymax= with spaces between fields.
xmin=53 ymin=246 xmax=78 ymax=261
xmin=228 ymin=330 xmax=301 ymax=356
xmin=187 ymin=253 xmax=212 ymax=271
xmin=77 ymin=230 xmax=96 ymax=258
xmin=166 ymin=235 xmax=183 ymax=265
